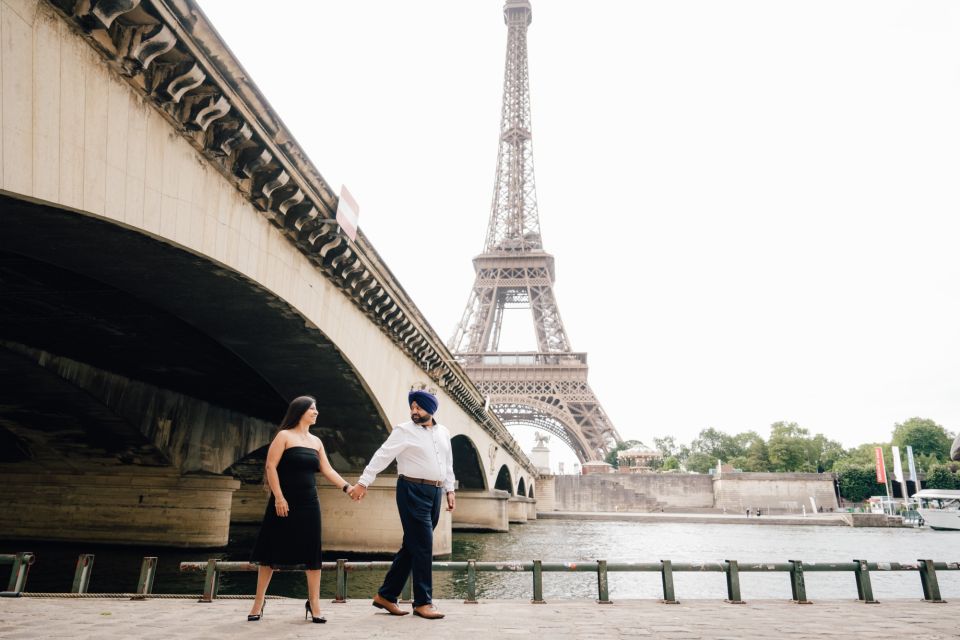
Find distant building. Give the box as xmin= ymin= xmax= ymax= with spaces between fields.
xmin=616 ymin=444 xmax=661 ymax=473
xmin=581 ymin=460 xmax=614 ymax=475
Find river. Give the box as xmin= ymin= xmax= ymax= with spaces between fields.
xmin=5 ymin=520 xmax=958 ymax=601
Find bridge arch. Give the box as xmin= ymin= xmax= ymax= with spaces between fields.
xmin=494 ymin=396 xmax=597 ymax=462
xmin=494 ymin=464 xmax=514 ymax=495
xmin=0 ymin=199 xmax=391 ymax=475
xmin=451 ymin=435 xmax=486 ymax=490
xmin=528 ymin=485 xmax=534 ymax=499
xmin=517 ymin=477 xmax=526 ymax=497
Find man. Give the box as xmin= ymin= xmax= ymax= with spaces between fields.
xmin=349 ymin=389 xmax=456 ymax=620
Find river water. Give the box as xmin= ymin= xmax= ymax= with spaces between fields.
xmin=6 ymin=520 xmax=958 ymax=601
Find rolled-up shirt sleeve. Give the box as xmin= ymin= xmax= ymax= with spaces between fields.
xmin=443 ymin=429 xmax=456 ymax=493
xmin=358 ymin=425 xmax=408 ymax=487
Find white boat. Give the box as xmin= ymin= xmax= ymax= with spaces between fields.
xmin=913 ymin=489 xmax=960 ymax=531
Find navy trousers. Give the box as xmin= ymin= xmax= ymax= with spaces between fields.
xmin=377 ymin=477 xmax=442 ymax=607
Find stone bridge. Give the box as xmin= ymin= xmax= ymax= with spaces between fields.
xmin=0 ymin=0 xmax=538 ymax=552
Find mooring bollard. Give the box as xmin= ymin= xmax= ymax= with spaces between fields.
xmin=789 ymin=560 xmax=810 ymax=604
xmin=334 ymin=559 xmax=347 ymax=603
xmin=725 ymin=560 xmax=744 ymax=604
xmin=71 ymin=554 xmax=95 ymax=594
xmin=465 ymin=559 xmax=478 ymax=604
xmin=918 ymin=559 xmax=946 ymax=603
xmin=200 ymin=559 xmax=219 ymax=602
xmin=531 ymin=559 xmax=545 ymax=604
xmin=596 ymin=559 xmax=611 ymax=604
xmin=853 ymin=559 xmax=877 ymax=603
xmin=660 ymin=560 xmax=677 ymax=604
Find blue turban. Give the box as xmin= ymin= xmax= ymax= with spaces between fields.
xmin=408 ymin=390 xmax=438 ymax=415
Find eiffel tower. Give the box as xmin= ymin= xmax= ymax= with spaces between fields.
xmin=449 ymin=0 xmax=622 ymax=463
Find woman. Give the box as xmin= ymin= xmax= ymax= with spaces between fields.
xmin=248 ymin=395 xmax=353 ymax=623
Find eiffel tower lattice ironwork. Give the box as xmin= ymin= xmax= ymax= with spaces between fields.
xmin=449 ymin=0 xmax=621 ymax=463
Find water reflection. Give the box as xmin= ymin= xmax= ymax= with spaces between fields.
xmin=4 ymin=520 xmax=958 ymax=600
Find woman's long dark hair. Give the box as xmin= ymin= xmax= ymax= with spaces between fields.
xmin=279 ymin=395 xmax=316 ymax=430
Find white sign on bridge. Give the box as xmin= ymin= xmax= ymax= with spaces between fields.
xmin=336 ymin=185 xmax=360 ymax=242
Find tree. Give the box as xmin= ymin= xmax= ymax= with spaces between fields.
xmin=925 ymin=463 xmax=960 ymax=490
xmin=811 ymin=434 xmax=846 ymax=473
xmin=604 ymin=440 xmax=641 ymax=469
xmin=690 ymin=427 xmax=743 ymax=462
xmin=662 ymin=456 xmax=680 ymax=471
xmin=837 ymin=466 xmax=884 ymax=503
xmin=891 ymin=417 xmax=953 ymax=461
xmin=734 ymin=431 xmax=771 ymax=471
xmin=684 ymin=451 xmax=715 ymax=474
xmin=767 ymin=422 xmax=816 ymax=472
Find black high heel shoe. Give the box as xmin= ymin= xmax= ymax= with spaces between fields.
xmin=305 ymin=600 xmax=327 ymax=624
xmin=247 ymin=601 xmax=266 ymax=622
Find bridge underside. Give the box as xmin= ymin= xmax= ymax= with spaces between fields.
xmin=0 ymin=195 xmax=392 ymax=545
xmin=0 ymin=195 xmax=390 ymax=466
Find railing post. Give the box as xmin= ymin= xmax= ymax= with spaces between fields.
xmin=464 ymin=559 xmax=478 ymax=604
xmin=660 ymin=560 xmax=677 ymax=604
xmin=596 ymin=559 xmax=611 ymax=604
xmin=853 ymin=559 xmax=877 ymax=604
xmin=200 ymin=559 xmax=219 ymax=602
xmin=133 ymin=557 xmax=158 ymax=599
xmin=334 ymin=559 xmax=347 ymax=603
xmin=789 ymin=560 xmax=811 ymax=604
xmin=531 ymin=559 xmax=545 ymax=604
xmin=918 ymin=559 xmax=946 ymax=603
xmin=6 ymin=552 xmax=34 ymax=595
xmin=724 ymin=560 xmax=744 ymax=604
xmin=400 ymin=574 xmax=413 ymax=603
xmin=71 ymin=554 xmax=95 ymax=594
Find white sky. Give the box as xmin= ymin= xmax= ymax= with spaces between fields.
xmin=197 ymin=1 xmax=960 ymax=469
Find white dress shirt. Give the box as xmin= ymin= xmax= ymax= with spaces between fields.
xmin=358 ymin=420 xmax=456 ymax=493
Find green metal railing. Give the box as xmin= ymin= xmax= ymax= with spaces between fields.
xmin=178 ymin=558 xmax=959 ymax=604
xmin=4 ymin=551 xmax=956 ymax=603
xmin=0 ymin=552 xmax=34 ymax=596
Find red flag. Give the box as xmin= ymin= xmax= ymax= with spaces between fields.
xmin=874 ymin=447 xmax=887 ymax=484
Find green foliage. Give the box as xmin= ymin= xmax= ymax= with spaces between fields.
xmin=691 ymin=427 xmax=744 ymax=462
xmin=925 ymin=463 xmax=960 ymax=490
xmin=604 ymin=440 xmax=642 ymax=469
xmin=891 ymin=417 xmax=953 ymax=460
xmin=662 ymin=456 xmax=680 ymax=471
xmin=767 ymin=422 xmax=817 ymax=472
xmin=811 ymin=434 xmax=846 ymax=472
xmin=684 ymin=451 xmax=715 ymax=474
xmin=837 ymin=466 xmax=884 ymax=503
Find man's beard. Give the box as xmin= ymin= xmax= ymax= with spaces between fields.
xmin=412 ymin=413 xmax=432 ymax=424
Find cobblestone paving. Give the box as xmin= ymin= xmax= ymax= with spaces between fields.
xmin=1 ymin=597 xmax=957 ymax=639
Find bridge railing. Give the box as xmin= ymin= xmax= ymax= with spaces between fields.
xmin=0 ymin=552 xmax=34 ymax=596
xmin=178 ymin=557 xmax=959 ymax=605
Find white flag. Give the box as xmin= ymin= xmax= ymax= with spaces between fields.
xmin=891 ymin=446 xmax=905 ymax=483
xmin=907 ymin=446 xmax=919 ymax=484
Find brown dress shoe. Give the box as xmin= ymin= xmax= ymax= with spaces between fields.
xmin=412 ymin=604 xmax=445 ymax=619
xmin=372 ymin=593 xmax=409 ymax=616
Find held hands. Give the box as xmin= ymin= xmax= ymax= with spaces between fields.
xmin=274 ymin=496 xmax=289 ymax=517
xmin=348 ymin=484 xmax=367 ymax=501
xmin=446 ymin=491 xmax=456 ymax=512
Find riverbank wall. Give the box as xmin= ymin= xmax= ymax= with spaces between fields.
xmin=551 ymin=472 xmax=839 ymax=514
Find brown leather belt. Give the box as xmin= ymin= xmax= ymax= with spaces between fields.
xmin=399 ymin=474 xmax=442 ymax=487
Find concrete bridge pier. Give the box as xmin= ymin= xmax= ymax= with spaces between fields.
xmin=508 ymin=497 xmax=530 ymax=524
xmin=231 ymin=476 xmax=452 ymax=556
xmin=452 ymin=489 xmax=511 ymax=532
xmin=0 ymin=469 xmax=239 ymax=547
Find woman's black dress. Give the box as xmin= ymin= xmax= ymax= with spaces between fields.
xmin=250 ymin=446 xmax=323 ymax=569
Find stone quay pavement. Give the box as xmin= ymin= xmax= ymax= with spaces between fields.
xmin=1 ymin=597 xmax=957 ymax=639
